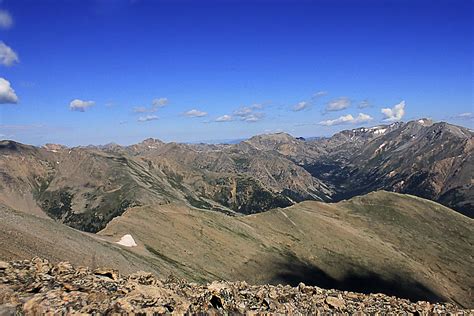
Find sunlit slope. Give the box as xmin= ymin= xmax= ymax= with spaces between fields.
xmin=0 ymin=204 xmax=164 ymax=276
xmin=99 ymin=191 xmax=473 ymax=307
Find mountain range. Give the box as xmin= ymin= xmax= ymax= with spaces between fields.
xmin=0 ymin=118 xmax=471 ymax=234
xmin=0 ymin=119 xmax=472 ymax=308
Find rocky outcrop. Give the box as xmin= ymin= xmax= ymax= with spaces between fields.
xmin=0 ymin=258 xmax=469 ymax=314
xmin=304 ymin=120 xmax=474 ymax=217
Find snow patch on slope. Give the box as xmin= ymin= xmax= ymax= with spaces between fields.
xmin=116 ymin=234 xmax=137 ymax=247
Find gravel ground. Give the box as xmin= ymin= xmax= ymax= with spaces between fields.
xmin=0 ymin=258 xmax=470 ymax=315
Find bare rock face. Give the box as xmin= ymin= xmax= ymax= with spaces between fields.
xmin=0 ymin=258 xmax=469 ymax=314
xmin=304 ymin=120 xmax=474 ymax=217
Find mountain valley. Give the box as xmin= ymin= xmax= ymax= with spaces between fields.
xmin=0 ymin=119 xmax=473 ymax=309
xmin=1 ymin=119 xmax=472 ymax=233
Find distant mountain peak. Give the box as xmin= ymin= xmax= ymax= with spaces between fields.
xmin=246 ymin=132 xmax=297 ymax=144
xmin=140 ymin=138 xmax=165 ymax=146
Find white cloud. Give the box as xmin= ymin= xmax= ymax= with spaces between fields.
xmin=69 ymin=99 xmax=95 ymax=112
xmin=250 ymin=103 xmax=264 ymax=109
xmin=320 ymin=114 xmax=354 ymax=126
xmin=152 ymin=97 xmax=168 ymax=108
xmin=291 ymin=91 xmax=328 ymax=112
xmin=0 ymin=42 xmax=19 ymax=66
xmin=0 ymin=10 xmax=12 ymax=29
xmin=0 ymin=77 xmax=18 ymax=104
xmin=138 ymin=115 xmax=158 ymax=122
xmin=452 ymin=112 xmax=473 ymax=120
xmin=134 ymin=97 xmax=168 ymax=113
xmin=353 ymin=113 xmax=373 ymax=123
xmin=234 ymin=104 xmax=263 ymax=116
xmin=358 ymin=99 xmax=371 ymax=108
xmin=381 ymin=100 xmax=405 ymax=122
xmin=290 ymin=91 xmax=326 ymax=112
xmin=325 ymin=97 xmax=351 ymax=112
xmin=215 ymin=114 xmax=233 ymax=122
xmin=233 ymin=107 xmax=252 ymax=116
xmin=184 ymin=109 xmax=207 ymax=117
xmin=233 ymin=104 xmax=265 ymax=122
xmin=312 ymin=91 xmax=327 ymax=98
xmin=242 ymin=113 xmax=264 ymax=122
xmin=133 ymin=106 xmax=149 ymax=113
xmin=292 ymin=101 xmax=310 ymax=112
xmin=319 ymin=113 xmax=373 ymax=126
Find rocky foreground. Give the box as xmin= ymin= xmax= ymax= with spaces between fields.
xmin=0 ymin=258 xmax=470 ymax=315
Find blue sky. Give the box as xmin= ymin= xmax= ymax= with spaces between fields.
xmin=0 ymin=0 xmax=472 ymax=146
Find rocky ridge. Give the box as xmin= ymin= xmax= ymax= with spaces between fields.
xmin=0 ymin=119 xmax=472 ymax=235
xmin=0 ymin=258 xmax=470 ymax=315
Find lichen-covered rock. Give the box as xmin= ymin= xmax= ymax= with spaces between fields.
xmin=0 ymin=258 xmax=470 ymax=315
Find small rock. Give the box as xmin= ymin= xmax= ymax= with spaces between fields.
xmin=298 ymin=282 xmax=306 ymax=292
xmin=33 ymin=257 xmax=51 ymax=274
xmin=56 ymin=261 xmax=74 ymax=274
xmin=128 ymin=271 xmax=159 ymax=286
xmin=326 ymin=296 xmax=346 ymax=309
xmin=0 ymin=261 xmax=8 ymax=270
xmin=94 ymin=268 xmax=119 ymax=280
xmin=207 ymin=281 xmax=228 ymax=293
xmin=268 ymin=288 xmax=278 ymax=299
xmin=63 ymin=283 xmax=78 ymax=291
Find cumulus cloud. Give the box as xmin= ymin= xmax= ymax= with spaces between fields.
xmin=152 ymin=97 xmax=168 ymax=108
xmin=184 ymin=109 xmax=207 ymax=117
xmin=290 ymin=91 xmax=326 ymax=112
xmin=325 ymin=97 xmax=351 ymax=112
xmin=215 ymin=114 xmax=233 ymax=122
xmin=69 ymin=99 xmax=95 ymax=112
xmin=358 ymin=99 xmax=371 ymax=108
xmin=0 ymin=42 xmax=19 ymax=66
xmin=138 ymin=115 xmax=158 ymax=122
xmin=233 ymin=104 xmax=265 ymax=122
xmin=0 ymin=10 xmax=12 ymax=29
xmin=0 ymin=77 xmax=18 ymax=104
xmin=381 ymin=100 xmax=405 ymax=122
xmin=292 ymin=101 xmax=310 ymax=112
xmin=133 ymin=97 xmax=168 ymax=113
xmin=319 ymin=113 xmax=373 ymax=126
